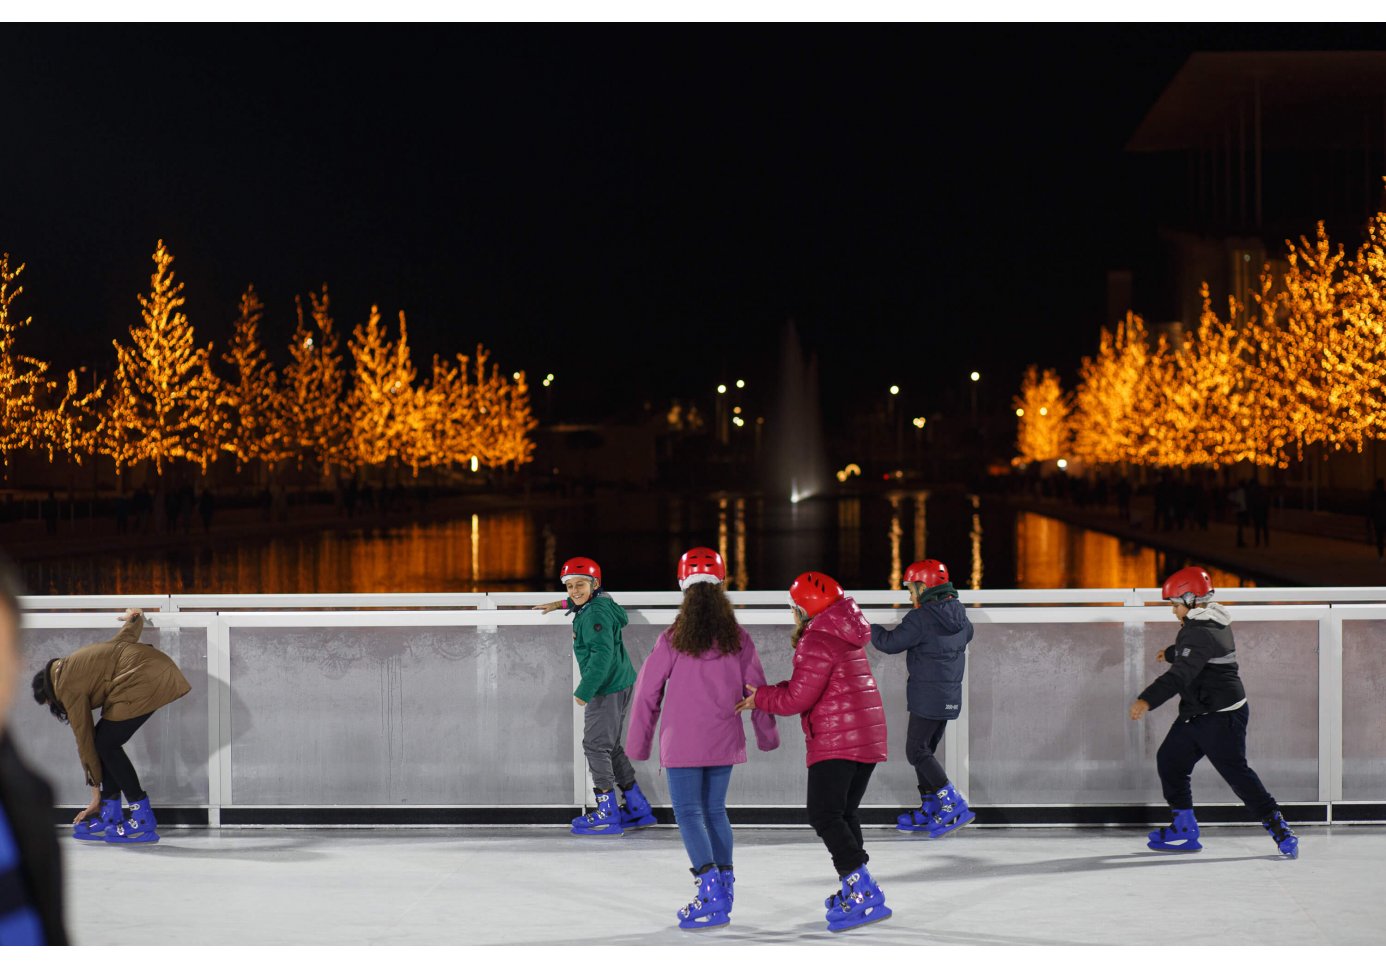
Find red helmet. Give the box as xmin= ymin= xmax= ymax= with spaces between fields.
xmin=1162 ymin=566 xmax=1213 ymax=606
xmin=677 ymin=547 xmax=725 ymax=591
xmin=903 ymin=559 xmax=949 ymax=589
xmin=559 ymin=557 xmax=602 ymax=589
xmin=789 ymin=571 xmax=844 ymax=620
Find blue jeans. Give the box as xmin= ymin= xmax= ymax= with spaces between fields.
xmin=666 ymin=765 xmax=734 ymax=870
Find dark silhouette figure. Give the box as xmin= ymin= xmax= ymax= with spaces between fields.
xmin=114 ymin=494 xmax=130 ymax=534
xmin=41 ymin=491 xmax=59 ymax=535
xmin=198 ymin=488 xmax=215 ymax=533
xmin=1247 ymin=478 xmax=1270 ymax=548
xmin=1229 ymin=480 xmax=1249 ymax=548
xmin=1369 ymin=478 xmax=1386 ymax=563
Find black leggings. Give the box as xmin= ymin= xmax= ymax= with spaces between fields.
xmin=96 ymin=713 xmax=153 ymax=802
xmin=1156 ymin=704 xmax=1278 ymax=819
xmin=905 ymin=714 xmax=951 ymax=794
xmin=806 ymin=760 xmax=875 ymax=877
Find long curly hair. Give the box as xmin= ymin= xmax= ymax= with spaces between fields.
xmin=670 ymin=581 xmax=743 ymax=657
xmin=32 ymin=660 xmax=68 ymax=723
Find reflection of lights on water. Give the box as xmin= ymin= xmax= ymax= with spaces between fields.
xmin=734 ymin=497 xmax=748 ymax=591
xmin=913 ymin=491 xmax=928 ymax=561
xmin=969 ymin=493 xmax=983 ymax=590
xmin=718 ymin=496 xmax=729 ymax=570
xmin=470 ymin=513 xmax=480 ymax=591
xmin=888 ymin=494 xmax=903 ymax=590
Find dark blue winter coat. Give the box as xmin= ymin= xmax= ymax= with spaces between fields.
xmin=869 ymin=597 xmax=973 ymax=720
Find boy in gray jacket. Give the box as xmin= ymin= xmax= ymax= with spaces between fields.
xmin=869 ymin=559 xmax=975 ymax=837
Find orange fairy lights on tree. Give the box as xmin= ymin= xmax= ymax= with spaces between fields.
xmin=1069 ymin=312 xmax=1164 ymax=468
xmin=106 ymin=240 xmax=224 ymax=476
xmin=221 ymin=285 xmax=288 ymax=470
xmin=0 ymin=252 xmax=56 ymax=470
xmin=1011 ymin=365 xmax=1070 ymax=467
xmin=281 ymin=286 xmax=348 ymax=474
xmin=347 ymin=305 xmax=420 ymax=472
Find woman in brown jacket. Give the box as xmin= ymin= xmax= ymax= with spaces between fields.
xmin=31 ymin=608 xmax=190 ymax=845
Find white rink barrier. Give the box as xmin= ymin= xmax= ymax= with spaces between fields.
xmin=14 ymin=589 xmax=1386 ymax=827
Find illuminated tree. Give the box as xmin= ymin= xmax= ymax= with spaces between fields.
xmin=107 ymin=240 xmax=224 ymax=475
xmin=1011 ymin=366 xmax=1070 ymax=466
xmin=1070 ymin=312 xmax=1164 ymax=467
xmin=1339 ymin=203 xmax=1386 ymax=443
xmin=467 ymin=346 xmax=536 ymax=468
xmin=0 ymin=253 xmax=55 ymax=470
xmin=221 ymin=286 xmax=288 ymax=470
xmin=43 ymin=369 xmax=108 ymax=467
xmin=347 ymin=306 xmax=420 ymax=471
xmin=281 ymin=286 xmax=348 ymax=473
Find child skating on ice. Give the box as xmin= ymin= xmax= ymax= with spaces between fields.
xmin=1129 ymin=566 xmax=1299 ymax=859
xmin=869 ymin=558 xmax=975 ymax=836
xmin=736 ymin=571 xmax=891 ymax=933
xmin=535 ymin=557 xmax=656 ymax=835
xmin=627 ymin=547 xmax=780 ymax=929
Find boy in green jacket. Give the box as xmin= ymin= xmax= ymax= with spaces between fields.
xmin=536 ymin=557 xmax=655 ymax=835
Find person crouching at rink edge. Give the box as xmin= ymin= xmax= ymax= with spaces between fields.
xmin=736 ymin=571 xmax=891 ymax=933
xmin=534 ymin=557 xmax=656 ymax=835
xmin=31 ymin=607 xmax=191 ymax=845
xmin=869 ymin=558 xmax=975 ymax=836
xmin=1128 ymin=566 xmax=1299 ymax=859
xmin=627 ymin=547 xmax=780 ymax=929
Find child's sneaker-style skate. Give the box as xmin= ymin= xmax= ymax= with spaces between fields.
xmin=926 ymin=783 xmax=975 ymax=839
xmin=1262 ymin=811 xmax=1299 ymax=859
xmin=677 ymin=866 xmax=730 ymax=929
xmin=105 ymin=797 xmax=159 ymax=845
xmin=1147 ymin=808 xmax=1202 ymax=852
xmin=897 ymin=792 xmax=941 ymax=833
xmin=619 ymin=781 xmax=657 ymax=831
xmin=73 ymin=798 xmax=124 ymax=843
xmin=571 ymin=789 xmax=624 ymax=836
xmin=825 ymin=865 xmax=892 ymax=933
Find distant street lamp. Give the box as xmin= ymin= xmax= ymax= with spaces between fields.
xmin=889 ymin=385 xmax=900 ymax=395
xmin=736 ymin=379 xmax=745 ymax=389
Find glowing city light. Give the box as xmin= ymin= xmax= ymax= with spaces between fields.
xmin=717 ymin=384 xmax=727 ymax=394
xmin=912 ymin=416 xmax=927 ymax=428
xmin=1057 ymin=459 xmax=1068 ymax=469
xmin=970 ymin=371 xmax=980 ymax=382
xmin=889 ymin=385 xmax=900 ymax=395
xmin=1015 ymin=408 xmax=1025 ymax=417
xmin=735 ymin=379 xmax=745 ymax=388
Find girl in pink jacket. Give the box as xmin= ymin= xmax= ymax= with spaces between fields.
xmin=627 ymin=548 xmax=779 ymax=930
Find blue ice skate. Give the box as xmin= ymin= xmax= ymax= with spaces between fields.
xmin=718 ymin=865 xmax=735 ymax=913
xmin=825 ymin=865 xmax=892 ymax=933
xmin=571 ymin=790 xmax=624 ymax=836
xmin=897 ymin=792 xmax=941 ymax=832
xmin=619 ymin=782 xmax=657 ymax=830
xmin=105 ymin=797 xmax=159 ymax=845
xmin=677 ymin=866 xmax=730 ymax=929
xmin=1147 ymin=808 xmax=1201 ymax=852
xmin=926 ymin=783 xmax=975 ymax=839
xmin=73 ymin=799 xmax=123 ymax=842
xmin=1262 ymin=811 xmax=1299 ymax=859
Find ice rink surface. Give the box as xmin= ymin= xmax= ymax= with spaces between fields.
xmin=63 ymin=825 xmax=1386 ymax=945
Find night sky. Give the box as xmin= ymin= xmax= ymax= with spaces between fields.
xmin=5 ymin=24 xmax=1385 ymax=426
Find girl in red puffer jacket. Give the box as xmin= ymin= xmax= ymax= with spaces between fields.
xmin=735 ymin=571 xmax=892 ymax=933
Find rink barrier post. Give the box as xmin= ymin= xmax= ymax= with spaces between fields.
xmin=206 ymin=613 xmax=232 ymax=827
xmin=1320 ymin=610 xmax=1344 ymax=811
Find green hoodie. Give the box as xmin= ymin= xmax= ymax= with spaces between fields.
xmin=569 ymin=594 xmax=636 ymax=703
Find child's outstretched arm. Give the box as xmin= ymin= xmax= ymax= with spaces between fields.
xmin=869 ymin=608 xmax=927 ymax=655
xmin=626 ymin=634 xmax=674 ymax=761
xmin=738 ymin=632 xmax=781 ymax=752
xmin=752 ymin=641 xmax=833 ymax=717
xmin=1137 ymin=628 xmax=1218 ymax=711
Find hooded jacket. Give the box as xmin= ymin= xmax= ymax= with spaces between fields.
xmin=869 ymin=594 xmax=973 ymax=720
xmin=50 ymin=614 xmax=191 ymax=788
xmin=1138 ymin=603 xmax=1247 ymax=720
xmin=626 ymin=626 xmax=780 ymax=767
xmin=753 ymin=597 xmax=889 ymax=767
xmin=566 ymin=593 xmax=637 ymax=703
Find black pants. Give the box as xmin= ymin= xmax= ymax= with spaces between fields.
xmin=905 ymin=714 xmax=950 ymax=794
xmin=1155 ymin=704 xmax=1278 ymax=819
xmin=96 ymin=713 xmax=153 ymax=802
xmin=806 ymin=760 xmax=875 ymax=877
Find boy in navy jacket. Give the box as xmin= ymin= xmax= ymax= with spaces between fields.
xmin=869 ymin=559 xmax=975 ymax=837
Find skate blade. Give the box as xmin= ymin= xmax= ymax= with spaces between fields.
xmin=570 ymin=828 xmax=624 ymax=837
xmin=622 ymin=815 xmax=658 ymax=830
xmin=929 ymin=814 xmax=975 ymax=839
xmin=678 ymin=916 xmax=730 ymax=930
xmin=1146 ymin=841 xmax=1201 ymax=853
xmin=106 ymin=836 xmax=160 ymax=846
xmin=826 ymin=907 xmax=893 ymax=933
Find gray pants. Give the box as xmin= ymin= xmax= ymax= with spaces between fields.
xmin=583 ymin=687 xmax=637 ymax=792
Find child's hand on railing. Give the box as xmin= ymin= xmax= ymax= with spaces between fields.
xmin=532 ymin=601 xmax=565 ymax=614
xmin=119 ymin=607 xmax=143 ymax=622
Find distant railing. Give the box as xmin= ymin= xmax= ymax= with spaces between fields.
xmin=14 ymin=589 xmax=1386 ymax=826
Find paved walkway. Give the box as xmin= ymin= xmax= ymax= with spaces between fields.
xmin=1015 ymin=496 xmax=1386 ymax=586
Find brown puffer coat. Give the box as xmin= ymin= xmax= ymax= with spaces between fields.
xmin=50 ymin=614 xmax=191 ymax=787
